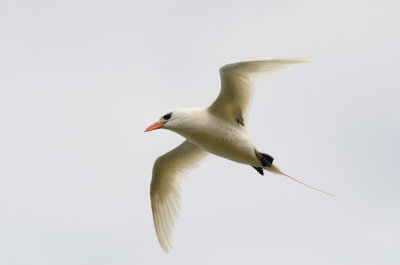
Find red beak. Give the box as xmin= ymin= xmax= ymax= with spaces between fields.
xmin=144 ymin=122 xmax=166 ymax=132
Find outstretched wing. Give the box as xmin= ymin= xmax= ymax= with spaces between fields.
xmin=150 ymin=140 xmax=208 ymax=253
xmin=208 ymin=59 xmax=311 ymax=126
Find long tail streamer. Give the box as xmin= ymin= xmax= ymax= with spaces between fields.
xmin=282 ymin=173 xmax=334 ymax=196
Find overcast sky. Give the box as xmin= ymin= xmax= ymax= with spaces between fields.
xmin=1 ymin=0 xmax=399 ymax=264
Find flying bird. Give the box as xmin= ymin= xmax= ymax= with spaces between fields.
xmin=145 ymin=58 xmax=332 ymax=253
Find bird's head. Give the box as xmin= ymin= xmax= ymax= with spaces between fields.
xmin=145 ymin=108 xmax=202 ymax=134
xmin=144 ymin=110 xmax=183 ymax=132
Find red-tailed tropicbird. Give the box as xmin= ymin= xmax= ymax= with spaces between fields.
xmin=145 ymin=59 xmax=333 ymax=253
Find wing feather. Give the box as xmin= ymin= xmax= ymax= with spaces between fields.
xmin=150 ymin=140 xmax=208 ymax=253
xmin=208 ymin=58 xmax=311 ymax=125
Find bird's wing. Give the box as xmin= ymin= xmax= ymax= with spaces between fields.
xmin=208 ymin=59 xmax=311 ymax=126
xmin=150 ymin=140 xmax=208 ymax=253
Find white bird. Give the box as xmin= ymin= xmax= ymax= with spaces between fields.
xmin=144 ymin=58 xmax=332 ymax=253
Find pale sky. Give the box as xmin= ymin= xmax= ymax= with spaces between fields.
xmin=1 ymin=0 xmax=399 ymax=264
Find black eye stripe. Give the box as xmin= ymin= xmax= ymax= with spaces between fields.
xmin=163 ymin=113 xmax=172 ymax=120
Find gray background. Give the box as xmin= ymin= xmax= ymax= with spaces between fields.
xmin=1 ymin=0 xmax=399 ymax=264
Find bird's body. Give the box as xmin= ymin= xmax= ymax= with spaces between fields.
xmin=144 ymin=58 xmax=332 ymax=253
xmin=167 ymin=108 xmax=259 ymax=166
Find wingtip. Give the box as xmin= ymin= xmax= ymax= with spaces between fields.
xmin=299 ymin=58 xmax=312 ymax=63
xmin=278 ymin=58 xmax=312 ymax=63
xmin=161 ymin=245 xmax=170 ymax=254
xmin=297 ymin=58 xmax=312 ymax=63
xmin=249 ymin=58 xmax=312 ymax=63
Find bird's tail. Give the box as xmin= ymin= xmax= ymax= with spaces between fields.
xmin=266 ymin=164 xmax=334 ymax=196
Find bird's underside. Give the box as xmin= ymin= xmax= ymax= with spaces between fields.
xmin=146 ymin=58 xmax=318 ymax=253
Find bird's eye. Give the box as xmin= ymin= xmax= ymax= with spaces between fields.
xmin=163 ymin=113 xmax=172 ymax=120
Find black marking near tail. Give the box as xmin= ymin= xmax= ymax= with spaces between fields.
xmin=252 ymin=166 xmax=264 ymax=175
xmin=255 ymin=150 xmax=274 ymax=167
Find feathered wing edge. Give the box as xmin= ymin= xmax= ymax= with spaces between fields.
xmin=150 ymin=140 xmax=208 ymax=253
xmin=210 ymin=59 xmax=311 ymax=126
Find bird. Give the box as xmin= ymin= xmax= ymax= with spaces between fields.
xmin=144 ymin=58 xmax=333 ymax=253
